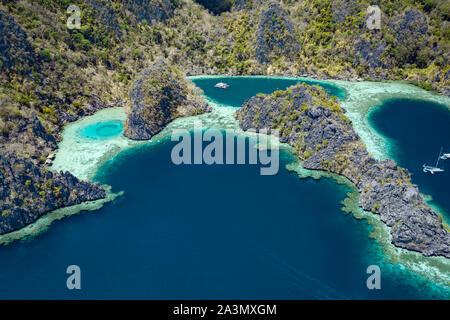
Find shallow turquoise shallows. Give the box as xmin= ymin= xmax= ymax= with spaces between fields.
xmin=191 ymin=77 xmax=346 ymax=107
xmin=79 ymin=121 xmax=123 ymax=139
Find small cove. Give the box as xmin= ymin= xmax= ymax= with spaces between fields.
xmin=190 ymin=76 xmax=346 ymax=107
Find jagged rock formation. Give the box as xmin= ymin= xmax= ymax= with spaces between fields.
xmin=87 ymin=0 xmax=123 ymax=40
xmin=235 ymin=83 xmax=450 ymax=258
xmin=353 ymin=39 xmax=388 ymax=71
xmin=391 ymin=9 xmax=428 ymax=47
xmin=0 ymin=9 xmax=36 ymax=74
xmin=254 ymin=2 xmax=300 ymax=64
xmin=0 ymin=151 xmax=106 ymax=235
xmin=0 ymin=107 xmax=57 ymax=163
xmin=232 ymin=0 xmax=254 ymax=11
xmin=124 ymin=0 xmax=179 ymax=24
xmin=124 ymin=59 xmax=211 ymax=140
xmin=30 ymin=113 xmax=56 ymax=146
xmin=353 ymin=8 xmax=430 ymax=72
xmin=0 ymin=7 xmax=111 ymax=235
xmin=332 ymin=0 xmax=358 ymax=24
xmin=389 ymin=9 xmax=429 ymax=66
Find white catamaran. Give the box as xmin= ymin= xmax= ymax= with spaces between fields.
xmin=440 ymin=152 xmax=450 ymax=160
xmin=423 ymin=148 xmax=446 ymax=174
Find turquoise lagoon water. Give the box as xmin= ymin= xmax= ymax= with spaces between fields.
xmin=0 ymin=78 xmax=448 ymax=299
xmin=191 ymin=76 xmax=346 ymax=107
xmin=79 ymin=121 xmax=123 ymax=140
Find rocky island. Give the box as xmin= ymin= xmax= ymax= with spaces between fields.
xmin=124 ymin=59 xmax=210 ymax=140
xmin=235 ymin=83 xmax=450 ymax=258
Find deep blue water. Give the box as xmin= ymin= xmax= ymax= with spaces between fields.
xmin=0 ymin=80 xmax=448 ymax=300
xmin=369 ymin=98 xmax=450 ymax=221
xmin=80 ymin=121 xmax=123 ymax=139
xmin=0 ymin=134 xmax=447 ymax=299
xmin=191 ymin=77 xmax=345 ymax=107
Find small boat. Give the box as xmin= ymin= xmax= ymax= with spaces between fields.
xmin=440 ymin=153 xmax=450 ymax=160
xmin=423 ymin=165 xmax=445 ymax=174
xmin=423 ymin=148 xmax=445 ymax=174
xmin=214 ymin=82 xmax=229 ymax=89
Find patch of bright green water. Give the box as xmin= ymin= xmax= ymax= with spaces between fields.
xmin=51 ymin=108 xmax=137 ymax=181
xmin=79 ymin=121 xmax=123 ymax=140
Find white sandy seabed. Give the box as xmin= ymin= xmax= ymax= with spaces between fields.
xmin=1 ymin=76 xmax=449 ymax=293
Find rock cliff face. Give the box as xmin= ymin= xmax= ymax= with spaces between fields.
xmin=0 ymin=151 xmax=106 ymax=235
xmin=87 ymin=0 xmax=123 ymax=40
xmin=332 ymin=0 xmax=358 ymax=24
xmin=353 ymin=39 xmax=388 ymax=71
xmin=389 ymin=9 xmax=429 ymax=66
xmin=0 ymin=9 xmax=36 ymax=74
xmin=124 ymin=59 xmax=210 ymax=140
xmin=352 ymin=8 xmax=430 ymax=72
xmin=0 ymin=7 xmax=109 ymax=233
xmin=124 ymin=0 xmax=179 ymax=24
xmin=391 ymin=9 xmax=428 ymax=47
xmin=235 ymin=83 xmax=450 ymax=258
xmin=254 ymin=2 xmax=300 ymax=64
xmin=232 ymin=0 xmax=256 ymax=11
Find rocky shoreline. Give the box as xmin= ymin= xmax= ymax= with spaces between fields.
xmin=235 ymin=83 xmax=450 ymax=258
xmin=0 ymin=151 xmax=105 ymax=234
xmin=186 ymin=70 xmax=450 ymax=98
xmin=124 ymin=59 xmax=211 ymax=140
xmin=0 ymin=100 xmax=111 ymax=234
xmin=0 ymin=58 xmax=211 ymax=235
